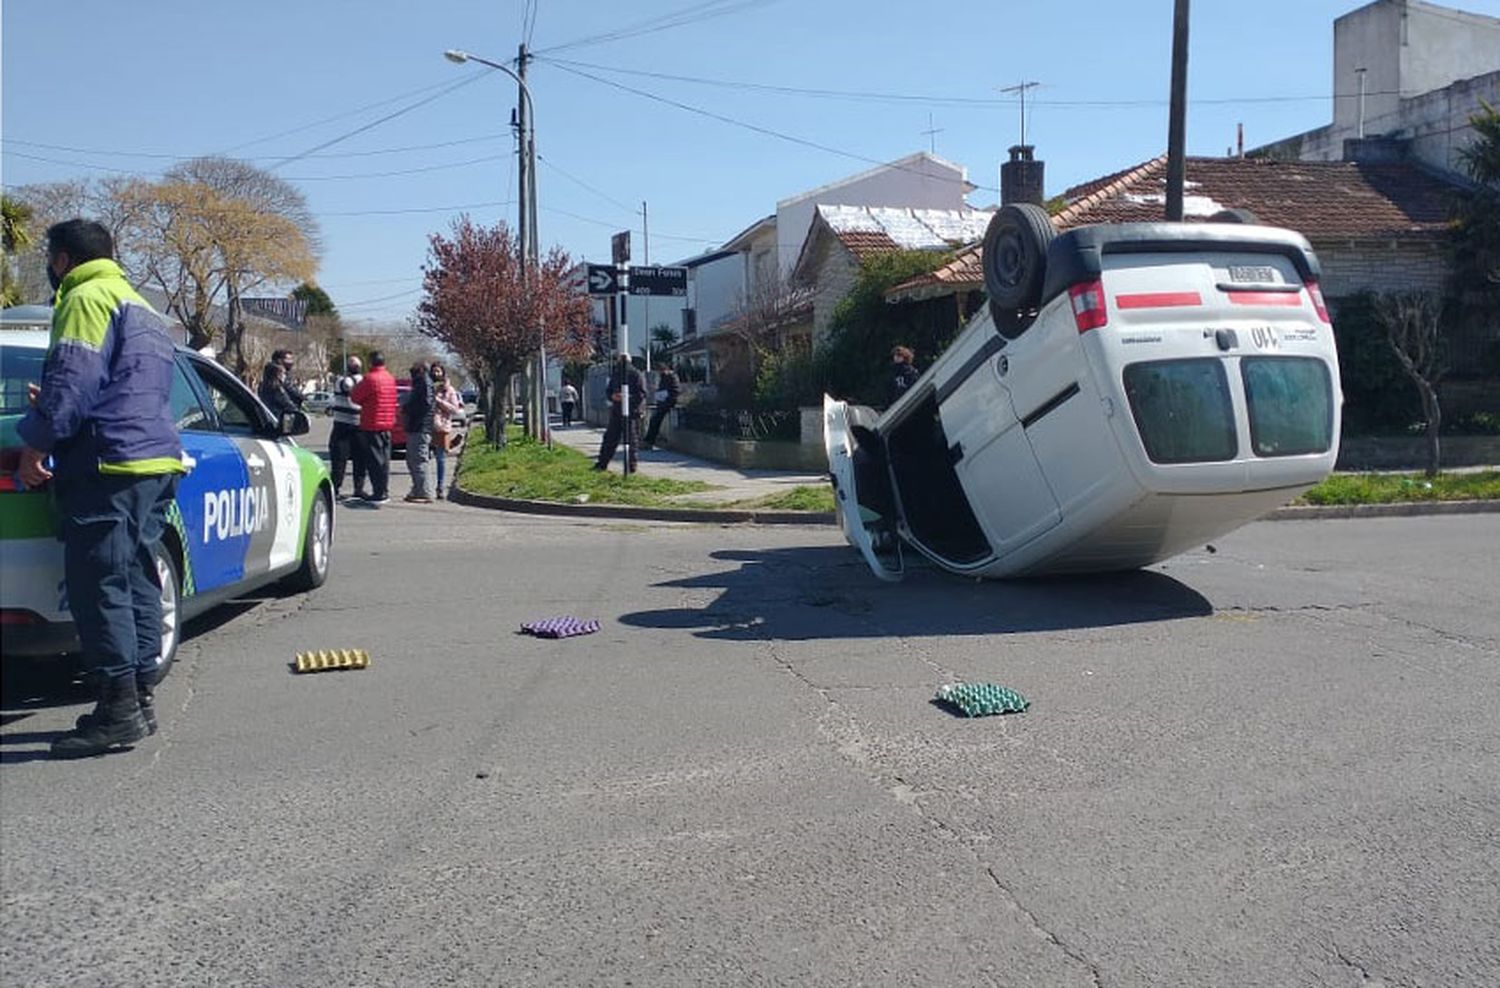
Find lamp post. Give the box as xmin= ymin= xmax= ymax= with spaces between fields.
xmin=444 ymin=47 xmax=548 ymax=443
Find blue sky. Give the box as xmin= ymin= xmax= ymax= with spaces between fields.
xmin=5 ymin=0 xmax=1498 ymax=330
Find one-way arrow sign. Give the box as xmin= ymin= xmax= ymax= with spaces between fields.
xmin=585 ymin=264 xmax=619 ymax=296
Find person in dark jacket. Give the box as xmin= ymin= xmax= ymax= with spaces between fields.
xmin=17 ymin=219 xmax=187 ymax=758
xmin=258 ymin=362 xmax=300 ymax=418
xmin=272 ymin=349 xmax=305 ymax=408
xmin=888 ymin=345 xmax=920 ymax=406
xmin=403 ymin=361 xmax=435 ymax=503
xmin=641 ymin=363 xmax=680 ymax=450
xmin=593 ymin=352 xmax=647 ymax=472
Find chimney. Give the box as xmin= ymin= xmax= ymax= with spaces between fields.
xmin=1000 ymin=145 xmax=1045 ymax=206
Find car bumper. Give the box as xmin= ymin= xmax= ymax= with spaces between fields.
xmin=0 ymin=618 xmax=81 ymax=658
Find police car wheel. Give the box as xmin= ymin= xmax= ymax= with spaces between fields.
xmin=153 ymin=542 xmax=181 ymax=680
xmin=281 ymin=490 xmax=332 ymax=593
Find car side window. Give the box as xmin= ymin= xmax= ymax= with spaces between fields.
xmin=170 ymin=362 xmax=215 ymax=432
xmin=190 ymin=361 xmax=260 ymax=436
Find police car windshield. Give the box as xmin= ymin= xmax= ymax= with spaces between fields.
xmin=0 ymin=344 xmax=47 ymax=415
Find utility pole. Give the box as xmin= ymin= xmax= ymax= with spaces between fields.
xmin=517 ymin=43 xmax=547 ymax=444
xmin=1165 ymin=0 xmax=1190 ymax=221
xmin=642 ymin=200 xmax=650 ymax=372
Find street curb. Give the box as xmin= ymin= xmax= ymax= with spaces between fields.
xmin=450 ymin=483 xmax=1497 ymax=525
xmin=1265 ymin=499 xmax=1500 ymax=520
xmin=448 ymin=484 xmax=837 ymax=526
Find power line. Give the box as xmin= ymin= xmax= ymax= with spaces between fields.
xmin=533 ymin=0 xmax=778 ymax=55
xmin=265 ymin=74 xmax=489 ymax=171
xmin=222 ymin=76 xmax=478 ymax=154
xmin=541 ymin=57 xmax=1418 ymax=109
xmin=536 ymin=153 xmax=638 ymax=214
xmin=284 ymin=153 xmax=510 ymax=182
xmin=548 ymin=60 xmax=1004 ymax=193
xmin=320 ymin=199 xmax=515 ymax=217
xmin=2 ymin=134 xmax=510 ymax=162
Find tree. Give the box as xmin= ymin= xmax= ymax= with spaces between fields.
xmin=293 ymin=282 xmax=337 ymax=317
xmin=1 ymin=195 xmax=34 ymax=307
xmin=8 ymin=180 xmax=93 ymax=304
xmin=1453 ymin=100 xmax=1500 ymax=287
xmin=1373 ymin=291 xmax=1447 ymax=477
xmin=639 ymin=323 xmax=679 ymax=365
xmin=110 ymin=157 xmax=319 ymax=372
xmin=415 ymin=216 xmax=592 ymax=444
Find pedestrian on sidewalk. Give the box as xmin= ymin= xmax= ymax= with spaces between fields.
xmin=17 ymin=219 xmax=187 ymax=758
xmin=888 ymin=345 xmax=920 ymax=407
xmin=351 ymin=351 xmax=398 ymax=504
xmin=560 ymin=380 xmax=579 ymax=428
xmin=258 ymin=361 xmax=300 ymax=419
xmin=429 ymin=360 xmax=463 ymax=499
xmin=641 ymin=363 xmax=679 ymax=450
xmin=403 ymin=361 xmax=435 ymax=503
xmin=328 ymin=355 xmax=365 ymax=499
xmin=593 ymin=352 xmax=646 ymax=473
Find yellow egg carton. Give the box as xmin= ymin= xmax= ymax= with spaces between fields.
xmin=293 ymin=649 xmax=371 ymax=674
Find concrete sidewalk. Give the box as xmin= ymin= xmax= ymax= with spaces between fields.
xmin=545 ymin=421 xmax=828 ymax=507
xmin=540 ymin=422 xmax=828 ymax=506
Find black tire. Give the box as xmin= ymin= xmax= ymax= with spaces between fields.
xmin=1209 ymin=208 xmax=1259 ymax=224
xmin=281 ymin=489 xmax=332 ymax=593
xmin=150 ymin=541 xmax=181 ymax=682
xmin=983 ymin=203 xmax=1056 ymax=333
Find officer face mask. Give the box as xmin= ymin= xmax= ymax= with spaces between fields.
xmin=46 ymin=256 xmax=65 ymax=292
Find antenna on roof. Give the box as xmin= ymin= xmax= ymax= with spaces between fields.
xmin=920 ymin=113 xmax=944 ymax=155
xmin=999 ymin=81 xmax=1041 ymax=147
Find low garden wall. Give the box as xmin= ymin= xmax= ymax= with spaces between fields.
xmin=1336 ymin=435 xmax=1500 ymax=470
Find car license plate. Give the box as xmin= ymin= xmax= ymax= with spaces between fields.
xmin=1228 ymin=265 xmax=1277 ymax=284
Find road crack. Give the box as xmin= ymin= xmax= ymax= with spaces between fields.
xmin=986 ymin=867 xmax=1105 ymax=988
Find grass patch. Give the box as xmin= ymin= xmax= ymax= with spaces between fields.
xmin=458 ymin=429 xmax=714 ymax=507
xmin=741 ymin=485 xmax=836 ymax=512
xmin=1297 ymin=470 xmax=1500 ymax=505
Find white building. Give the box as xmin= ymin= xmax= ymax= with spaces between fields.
xmin=1255 ymin=0 xmax=1500 ymax=174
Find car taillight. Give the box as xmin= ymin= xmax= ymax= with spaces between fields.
xmin=0 ymin=609 xmax=43 ymax=625
xmin=1306 ymin=280 xmax=1331 ymax=324
xmin=1069 ymin=280 xmax=1108 ymax=332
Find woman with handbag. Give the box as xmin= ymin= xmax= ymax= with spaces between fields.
xmin=429 ymin=361 xmax=464 ymax=499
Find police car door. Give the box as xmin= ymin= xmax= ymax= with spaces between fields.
xmin=167 ymin=357 xmax=248 ymax=595
xmin=186 ymin=357 xmax=299 ymax=584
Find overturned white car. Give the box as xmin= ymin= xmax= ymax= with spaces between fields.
xmin=825 ymin=206 xmax=1342 ymax=581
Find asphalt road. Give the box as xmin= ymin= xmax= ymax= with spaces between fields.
xmin=2 ymin=493 xmax=1497 ymax=986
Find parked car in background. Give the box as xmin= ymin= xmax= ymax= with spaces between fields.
xmin=1 ymin=328 xmax=335 ymax=680
xmin=305 ymin=390 xmax=334 ymax=414
xmin=392 ymin=383 xmax=467 ymax=456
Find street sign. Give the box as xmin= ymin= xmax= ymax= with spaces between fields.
xmin=627 ymin=265 xmax=687 ymax=297
xmin=611 ymin=231 xmax=631 ymax=265
xmin=585 ymin=264 xmax=618 ymax=295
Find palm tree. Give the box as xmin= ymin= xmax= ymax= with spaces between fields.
xmin=1 ymin=195 xmax=35 ymax=307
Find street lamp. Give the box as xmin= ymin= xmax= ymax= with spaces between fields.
xmin=443 ymin=47 xmax=547 ymax=443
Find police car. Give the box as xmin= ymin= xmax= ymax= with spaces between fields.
xmin=1 ymin=327 xmax=335 ymax=679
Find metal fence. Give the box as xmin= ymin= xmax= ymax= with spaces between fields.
xmin=674 ymin=407 xmax=800 ymax=441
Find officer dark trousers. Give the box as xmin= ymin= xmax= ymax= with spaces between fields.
xmin=60 ymin=472 xmax=176 ymax=684
xmin=357 ymin=430 xmax=392 ymax=499
xmin=329 ymin=421 xmax=367 ymax=496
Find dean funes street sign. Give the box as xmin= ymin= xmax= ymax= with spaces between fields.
xmin=628 ymin=265 xmax=687 ymax=297
xmin=585 ymin=264 xmax=619 ymax=295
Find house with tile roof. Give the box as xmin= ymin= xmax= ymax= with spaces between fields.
xmin=790 ymin=204 xmax=993 ymax=346
xmin=889 ymin=152 xmax=1469 ymax=303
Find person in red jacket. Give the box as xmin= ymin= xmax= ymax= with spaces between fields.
xmin=349 ymin=351 xmax=399 ymax=504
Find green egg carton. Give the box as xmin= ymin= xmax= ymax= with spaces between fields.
xmin=935 ymin=682 xmax=1028 ymax=717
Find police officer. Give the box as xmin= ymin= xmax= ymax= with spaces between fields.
xmin=17 ymin=219 xmax=186 ymax=759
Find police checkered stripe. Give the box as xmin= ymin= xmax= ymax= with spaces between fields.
xmin=520 ymin=616 xmax=601 ymax=639
xmin=165 ymin=500 xmax=195 ymax=596
xmin=935 ymin=682 xmax=1029 ymax=717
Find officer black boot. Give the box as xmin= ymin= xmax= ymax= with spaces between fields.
xmin=74 ymin=674 xmax=157 ymax=735
xmin=52 ymin=676 xmax=149 ymax=759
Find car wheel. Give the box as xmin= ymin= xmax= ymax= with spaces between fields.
xmin=152 ymin=541 xmax=181 ymax=681
xmin=281 ymin=489 xmax=332 ymax=593
xmin=983 ymin=203 xmax=1056 ymax=334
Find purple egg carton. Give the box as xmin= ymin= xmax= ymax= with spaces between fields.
xmin=520 ymin=616 xmax=601 ymax=639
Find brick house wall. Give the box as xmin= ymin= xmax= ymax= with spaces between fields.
xmin=1314 ymin=237 xmax=1450 ymax=298
xmin=810 ymin=243 xmax=861 ymax=348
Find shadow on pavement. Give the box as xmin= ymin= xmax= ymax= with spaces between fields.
xmin=618 ymin=545 xmax=1212 ymax=640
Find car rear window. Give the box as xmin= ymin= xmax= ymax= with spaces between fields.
xmin=1 ymin=345 xmax=47 ymax=415
xmin=1241 ymin=357 xmax=1333 ymax=457
xmin=1123 ymin=358 xmax=1237 ymax=464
